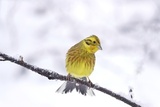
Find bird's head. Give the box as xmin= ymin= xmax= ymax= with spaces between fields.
xmin=83 ymin=35 xmax=102 ymax=53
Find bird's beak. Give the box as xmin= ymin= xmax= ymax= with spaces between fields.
xmin=98 ymin=45 xmax=102 ymax=50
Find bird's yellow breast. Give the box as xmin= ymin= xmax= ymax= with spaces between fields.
xmin=66 ymin=52 xmax=95 ymax=78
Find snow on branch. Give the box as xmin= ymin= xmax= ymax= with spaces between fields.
xmin=0 ymin=52 xmax=141 ymax=107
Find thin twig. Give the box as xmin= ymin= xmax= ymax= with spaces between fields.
xmin=0 ymin=52 xmax=141 ymax=107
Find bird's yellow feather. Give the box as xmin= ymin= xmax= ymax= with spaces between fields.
xmin=66 ymin=35 xmax=101 ymax=77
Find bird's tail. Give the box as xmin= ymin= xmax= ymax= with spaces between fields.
xmin=56 ymin=77 xmax=95 ymax=96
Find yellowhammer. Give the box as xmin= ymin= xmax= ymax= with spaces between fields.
xmin=56 ymin=35 xmax=102 ymax=96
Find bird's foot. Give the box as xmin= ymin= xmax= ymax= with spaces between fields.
xmin=66 ymin=74 xmax=71 ymax=81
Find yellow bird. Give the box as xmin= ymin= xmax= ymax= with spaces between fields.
xmin=56 ymin=35 xmax=102 ymax=96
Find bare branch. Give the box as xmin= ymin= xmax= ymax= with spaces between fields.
xmin=0 ymin=52 xmax=141 ymax=107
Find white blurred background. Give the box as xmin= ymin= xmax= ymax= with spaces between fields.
xmin=0 ymin=0 xmax=160 ymax=107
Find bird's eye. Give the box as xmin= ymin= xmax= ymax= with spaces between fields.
xmin=93 ymin=41 xmax=96 ymax=44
